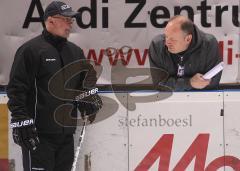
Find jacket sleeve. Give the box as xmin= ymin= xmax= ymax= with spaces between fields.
xmin=7 ymin=46 xmax=36 ymax=120
xmin=204 ymin=37 xmax=222 ymax=89
xmin=149 ymin=39 xmax=192 ymax=91
xmin=67 ymin=47 xmax=97 ymax=91
xmin=163 ymin=77 xmax=192 ymax=91
xmin=79 ymin=49 xmax=97 ymax=89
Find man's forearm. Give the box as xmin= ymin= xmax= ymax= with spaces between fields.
xmin=162 ymin=77 xmax=192 ymax=91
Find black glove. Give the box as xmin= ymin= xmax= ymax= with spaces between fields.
xmin=10 ymin=118 xmax=40 ymax=151
xmin=77 ymin=94 xmax=103 ymax=123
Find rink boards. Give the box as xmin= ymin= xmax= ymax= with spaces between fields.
xmin=1 ymin=91 xmax=240 ymax=171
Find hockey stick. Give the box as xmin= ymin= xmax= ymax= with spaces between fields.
xmin=71 ymin=114 xmax=88 ymax=171
xmin=71 ymin=88 xmax=102 ymax=171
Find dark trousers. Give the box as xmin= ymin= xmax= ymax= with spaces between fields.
xmin=22 ymin=133 xmax=74 ymax=171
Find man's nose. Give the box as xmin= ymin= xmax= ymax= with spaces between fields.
xmin=165 ymin=40 xmax=171 ymax=46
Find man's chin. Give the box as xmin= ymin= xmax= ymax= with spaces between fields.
xmin=61 ymin=33 xmax=69 ymax=39
xmin=63 ymin=30 xmax=70 ymax=38
xmin=168 ymin=49 xmax=177 ymax=54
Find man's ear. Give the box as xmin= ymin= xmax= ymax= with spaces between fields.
xmin=47 ymin=17 xmax=54 ymax=24
xmin=186 ymin=34 xmax=192 ymax=43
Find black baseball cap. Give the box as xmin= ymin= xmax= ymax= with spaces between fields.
xmin=43 ymin=1 xmax=79 ymax=21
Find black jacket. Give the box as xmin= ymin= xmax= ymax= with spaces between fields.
xmin=7 ymin=30 xmax=89 ymax=134
xmin=149 ymin=25 xmax=222 ymax=91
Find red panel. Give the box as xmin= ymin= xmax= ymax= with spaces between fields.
xmin=0 ymin=159 xmax=8 ymax=171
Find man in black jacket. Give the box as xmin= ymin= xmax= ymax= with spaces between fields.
xmin=7 ymin=1 xmax=102 ymax=171
xmin=149 ymin=15 xmax=222 ymax=91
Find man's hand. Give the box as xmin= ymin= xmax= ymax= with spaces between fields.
xmin=77 ymin=94 xmax=102 ymax=123
xmin=190 ymin=73 xmax=211 ymax=89
xmin=10 ymin=118 xmax=40 ymax=151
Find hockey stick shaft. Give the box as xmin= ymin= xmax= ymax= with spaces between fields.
xmin=71 ymin=117 xmax=87 ymax=171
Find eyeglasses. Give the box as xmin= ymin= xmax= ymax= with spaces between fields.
xmin=52 ymin=16 xmax=75 ymax=23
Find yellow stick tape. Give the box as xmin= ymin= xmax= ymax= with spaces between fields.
xmin=0 ymin=104 xmax=8 ymax=159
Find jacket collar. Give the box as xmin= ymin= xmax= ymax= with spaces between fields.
xmin=42 ymin=29 xmax=67 ymax=50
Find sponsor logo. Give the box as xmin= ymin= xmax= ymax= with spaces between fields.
xmin=61 ymin=5 xmax=70 ymax=10
xmin=31 ymin=168 xmax=45 ymax=171
xmin=135 ymin=134 xmax=240 ymax=170
xmin=75 ymin=88 xmax=99 ymax=101
xmin=46 ymin=58 xmax=56 ymax=62
xmin=10 ymin=119 xmax=34 ymax=128
xmin=23 ymin=0 xmax=239 ymax=29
